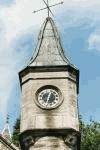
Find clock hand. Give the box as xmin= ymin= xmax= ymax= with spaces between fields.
xmin=46 ymin=92 xmax=51 ymax=105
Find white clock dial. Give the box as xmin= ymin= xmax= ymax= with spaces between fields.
xmin=38 ymin=89 xmax=59 ymax=108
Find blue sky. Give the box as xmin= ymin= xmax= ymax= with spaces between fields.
xmin=0 ymin=0 xmax=100 ymax=134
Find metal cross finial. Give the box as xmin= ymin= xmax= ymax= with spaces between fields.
xmin=6 ymin=114 xmax=9 ymax=124
xmin=47 ymin=0 xmax=49 ymax=17
xmin=42 ymin=0 xmax=54 ymax=17
xmin=33 ymin=0 xmax=64 ymax=17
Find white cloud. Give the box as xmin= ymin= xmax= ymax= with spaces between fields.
xmin=88 ymin=33 xmax=100 ymax=51
xmin=0 ymin=1 xmax=43 ymax=42
xmin=0 ymin=0 xmax=100 ymax=43
xmin=0 ymin=0 xmax=43 ymax=119
xmin=64 ymin=0 xmax=100 ymax=7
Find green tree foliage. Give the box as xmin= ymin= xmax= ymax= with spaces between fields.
xmin=12 ymin=116 xmax=100 ymax=149
xmin=79 ymin=115 xmax=100 ymax=150
xmin=12 ymin=117 xmax=20 ymax=147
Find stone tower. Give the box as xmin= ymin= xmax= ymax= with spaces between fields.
xmin=19 ymin=17 xmax=80 ymax=150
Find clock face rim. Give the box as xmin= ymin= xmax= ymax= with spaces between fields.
xmin=35 ymin=85 xmax=63 ymax=110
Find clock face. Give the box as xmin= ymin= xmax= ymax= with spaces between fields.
xmin=38 ymin=89 xmax=59 ymax=109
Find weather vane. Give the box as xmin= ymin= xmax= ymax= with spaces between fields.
xmin=33 ymin=0 xmax=64 ymax=17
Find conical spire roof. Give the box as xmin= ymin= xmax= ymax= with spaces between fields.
xmin=2 ymin=116 xmax=11 ymax=140
xmin=28 ymin=17 xmax=74 ymax=67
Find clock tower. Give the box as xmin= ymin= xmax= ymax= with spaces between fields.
xmin=19 ymin=17 xmax=80 ymax=150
